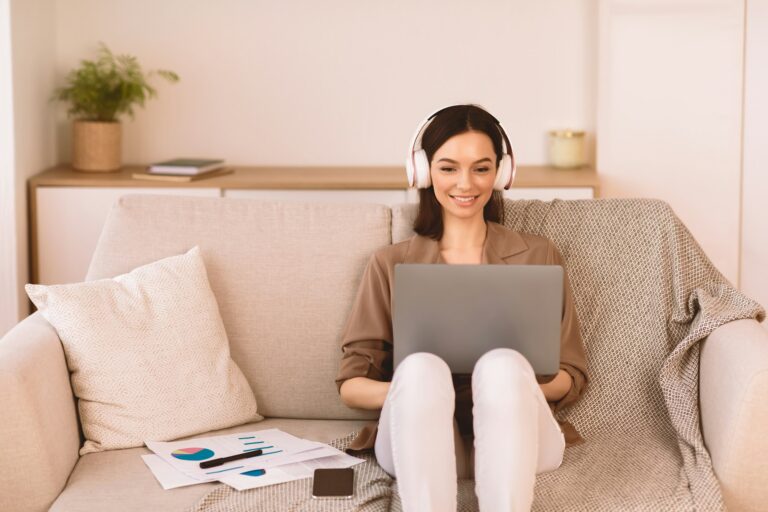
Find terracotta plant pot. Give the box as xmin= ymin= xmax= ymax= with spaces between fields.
xmin=72 ymin=120 xmax=122 ymax=172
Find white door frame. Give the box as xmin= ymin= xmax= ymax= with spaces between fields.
xmin=0 ymin=0 xmax=19 ymax=337
xmin=741 ymin=0 xmax=768 ymax=319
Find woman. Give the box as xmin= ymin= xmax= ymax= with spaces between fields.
xmin=335 ymin=104 xmax=589 ymax=512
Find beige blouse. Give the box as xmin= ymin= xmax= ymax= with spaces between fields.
xmin=335 ymin=221 xmax=589 ymax=451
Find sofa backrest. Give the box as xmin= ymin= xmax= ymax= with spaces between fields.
xmin=86 ymin=194 xmax=390 ymax=421
xmin=88 ymin=194 xmax=734 ymax=434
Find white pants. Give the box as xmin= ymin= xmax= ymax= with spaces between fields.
xmin=375 ymin=349 xmax=565 ymax=512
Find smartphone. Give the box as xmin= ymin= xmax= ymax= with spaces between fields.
xmin=311 ymin=467 xmax=354 ymax=499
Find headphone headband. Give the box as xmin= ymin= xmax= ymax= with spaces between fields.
xmin=405 ymin=104 xmax=516 ymax=190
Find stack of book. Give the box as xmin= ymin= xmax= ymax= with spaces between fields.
xmin=133 ymin=158 xmax=233 ymax=182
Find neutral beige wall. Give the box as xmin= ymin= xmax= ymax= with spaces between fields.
xmin=742 ymin=0 xmax=768 ymax=316
xmin=0 ymin=0 xmax=57 ymax=335
xmin=597 ymin=0 xmax=744 ymax=286
xmin=7 ymin=0 xmax=599 ymax=330
xmin=53 ymin=0 xmax=598 ymax=167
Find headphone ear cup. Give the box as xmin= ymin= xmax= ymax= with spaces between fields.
xmin=405 ymin=154 xmax=416 ymax=187
xmin=413 ymin=149 xmax=431 ymax=188
xmin=494 ymin=154 xmax=513 ymax=190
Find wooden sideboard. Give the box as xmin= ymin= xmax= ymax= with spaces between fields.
xmin=28 ymin=165 xmax=600 ymax=285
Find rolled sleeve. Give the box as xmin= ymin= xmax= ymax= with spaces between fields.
xmin=335 ymin=340 xmax=392 ymax=390
xmin=555 ymin=362 xmax=587 ymax=414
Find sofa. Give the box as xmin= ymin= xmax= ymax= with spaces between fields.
xmin=1 ymin=194 xmax=766 ymax=512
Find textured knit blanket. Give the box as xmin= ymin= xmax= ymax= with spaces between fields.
xmin=190 ymin=198 xmax=765 ymax=511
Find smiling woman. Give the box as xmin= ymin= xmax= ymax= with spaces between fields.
xmin=336 ymin=104 xmax=588 ymax=512
xmin=411 ymin=105 xmax=513 ymax=242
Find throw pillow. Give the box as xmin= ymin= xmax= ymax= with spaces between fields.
xmin=25 ymin=246 xmax=261 ymax=455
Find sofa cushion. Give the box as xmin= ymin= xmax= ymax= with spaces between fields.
xmin=48 ymin=418 xmax=371 ymax=512
xmin=25 ymin=246 xmax=260 ymax=455
xmin=86 ymin=195 xmax=389 ymax=420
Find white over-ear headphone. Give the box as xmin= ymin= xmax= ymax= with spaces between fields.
xmin=405 ymin=104 xmax=516 ymax=190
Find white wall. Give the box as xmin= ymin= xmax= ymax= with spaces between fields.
xmin=53 ymin=0 xmax=598 ymax=167
xmin=742 ymin=0 xmax=768 ymax=317
xmin=0 ymin=0 xmax=57 ymax=336
xmin=597 ymin=0 xmax=744 ymax=286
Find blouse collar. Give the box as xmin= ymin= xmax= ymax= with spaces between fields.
xmin=403 ymin=221 xmax=529 ymax=265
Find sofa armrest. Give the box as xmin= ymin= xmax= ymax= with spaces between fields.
xmin=0 ymin=312 xmax=80 ymax=512
xmin=700 ymin=318 xmax=768 ymax=512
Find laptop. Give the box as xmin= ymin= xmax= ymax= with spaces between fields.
xmin=393 ymin=264 xmax=563 ymax=376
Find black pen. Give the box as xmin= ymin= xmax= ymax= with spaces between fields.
xmin=199 ymin=449 xmax=264 ymax=469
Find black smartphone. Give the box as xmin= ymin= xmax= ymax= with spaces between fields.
xmin=311 ymin=467 xmax=354 ymax=499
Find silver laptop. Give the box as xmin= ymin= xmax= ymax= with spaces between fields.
xmin=393 ymin=264 xmax=563 ymax=376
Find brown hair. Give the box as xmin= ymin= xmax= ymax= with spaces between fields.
xmin=412 ymin=104 xmax=506 ymax=240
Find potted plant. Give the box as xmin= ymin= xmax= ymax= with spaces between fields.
xmin=52 ymin=42 xmax=179 ymax=172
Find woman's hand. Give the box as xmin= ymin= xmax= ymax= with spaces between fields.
xmin=339 ymin=377 xmax=391 ymax=410
xmin=539 ymin=369 xmax=573 ymax=402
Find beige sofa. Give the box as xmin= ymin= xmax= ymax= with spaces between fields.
xmin=1 ymin=194 xmax=766 ymax=512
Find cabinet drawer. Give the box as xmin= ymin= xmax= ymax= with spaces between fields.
xmin=504 ymin=187 xmax=594 ymax=200
xmin=223 ymin=188 xmax=415 ymax=205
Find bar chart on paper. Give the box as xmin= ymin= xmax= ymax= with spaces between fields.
xmin=238 ymin=435 xmax=282 ymax=456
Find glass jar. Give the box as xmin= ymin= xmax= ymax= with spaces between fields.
xmin=548 ymin=130 xmax=587 ymax=169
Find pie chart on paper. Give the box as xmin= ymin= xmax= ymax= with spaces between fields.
xmin=242 ymin=469 xmax=266 ymax=477
xmin=171 ymin=447 xmax=215 ymax=461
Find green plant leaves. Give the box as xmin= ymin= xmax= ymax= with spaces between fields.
xmin=51 ymin=42 xmax=179 ymax=122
